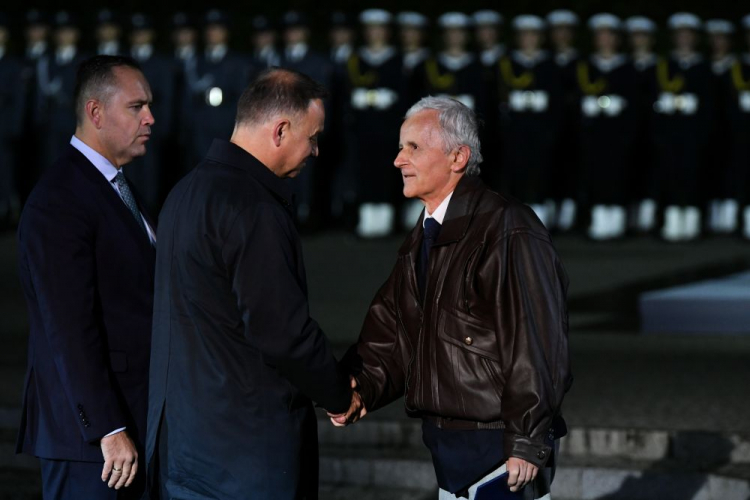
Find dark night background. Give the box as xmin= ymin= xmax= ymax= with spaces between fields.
xmin=0 ymin=1 xmax=746 ymax=54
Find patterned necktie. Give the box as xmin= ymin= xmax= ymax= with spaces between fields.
xmin=113 ymin=171 xmax=149 ymax=238
xmin=418 ymin=218 xmax=442 ymax=301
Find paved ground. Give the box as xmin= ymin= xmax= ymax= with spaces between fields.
xmin=2 ymin=230 xmax=750 ymax=497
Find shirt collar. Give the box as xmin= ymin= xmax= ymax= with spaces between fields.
xmin=69 ymin=135 xmax=120 ymax=182
xmin=424 ymin=191 xmax=454 ymax=226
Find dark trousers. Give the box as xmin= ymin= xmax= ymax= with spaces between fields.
xmin=40 ymin=458 xmax=145 ymax=500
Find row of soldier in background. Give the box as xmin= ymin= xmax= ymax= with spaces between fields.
xmin=1 ymin=8 xmax=750 ymax=242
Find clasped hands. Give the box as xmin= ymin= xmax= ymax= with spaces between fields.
xmin=327 ymin=376 xmax=367 ymax=427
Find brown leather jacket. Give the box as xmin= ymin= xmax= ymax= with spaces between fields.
xmin=347 ymin=175 xmax=572 ymax=467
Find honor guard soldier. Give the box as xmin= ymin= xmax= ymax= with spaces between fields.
xmin=397 ymin=12 xmax=430 ymax=74
xmin=36 ymin=11 xmax=88 ymax=172
xmin=547 ymin=9 xmax=581 ymax=231
xmin=94 ymin=9 xmax=122 ymax=56
xmin=705 ymin=19 xmax=738 ymax=233
xmin=625 ymin=16 xmax=659 ymax=233
xmin=327 ymin=12 xmax=356 ymax=228
xmin=413 ymin=13 xmax=484 ymax=112
xmin=347 ymin=9 xmax=405 ymax=237
xmin=396 ymin=11 xmax=433 ymax=229
xmin=126 ymin=13 xmax=175 ymax=213
xmin=473 ymin=10 xmax=504 ymax=67
xmin=650 ymin=13 xmax=714 ymax=241
xmin=0 ymin=14 xmax=26 ymax=229
xmin=24 ymin=10 xmax=49 ymax=62
xmin=170 ymin=12 xmax=197 ymax=176
xmin=472 ymin=10 xmax=504 ymax=191
xmin=19 ymin=10 xmax=50 ymax=204
xmin=251 ymin=15 xmax=280 ymax=70
xmin=280 ymin=10 xmax=333 ymax=227
xmin=728 ymin=15 xmax=750 ymax=238
xmin=185 ymin=9 xmax=251 ymax=168
xmin=497 ymin=15 xmax=562 ymax=227
xmin=578 ymin=14 xmax=638 ymax=240
xmin=330 ymin=12 xmax=354 ymax=66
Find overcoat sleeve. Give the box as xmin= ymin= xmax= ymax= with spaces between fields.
xmin=222 ymin=203 xmax=352 ymax=414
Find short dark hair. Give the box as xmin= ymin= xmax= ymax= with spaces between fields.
xmin=235 ymin=68 xmax=328 ymax=126
xmin=74 ymin=55 xmax=142 ymax=125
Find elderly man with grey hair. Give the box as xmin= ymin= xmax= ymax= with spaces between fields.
xmin=337 ymin=96 xmax=573 ymax=500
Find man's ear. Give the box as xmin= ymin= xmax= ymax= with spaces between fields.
xmin=86 ymin=99 xmax=103 ymax=129
xmin=273 ymin=119 xmax=290 ymax=148
xmin=451 ymin=145 xmax=471 ymax=173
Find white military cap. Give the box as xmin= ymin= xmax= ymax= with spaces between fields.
xmin=667 ymin=12 xmax=702 ymax=30
xmin=513 ymin=15 xmax=546 ymax=31
xmin=588 ymin=13 xmax=622 ymax=31
xmin=360 ymin=9 xmax=392 ymax=25
xmin=547 ymin=10 xmax=579 ymax=27
xmin=397 ymin=11 xmax=428 ymax=27
xmin=625 ymin=16 xmax=656 ymax=33
xmin=705 ymin=19 xmax=734 ymax=34
xmin=743 ymin=14 xmax=750 ymax=30
xmin=438 ymin=12 xmax=472 ymax=28
xmin=473 ymin=10 xmax=503 ymax=26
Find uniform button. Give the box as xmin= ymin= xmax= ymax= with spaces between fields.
xmin=537 ymin=450 xmax=546 ymax=459
xmin=77 ymin=404 xmax=83 ymax=410
xmin=548 ymin=434 xmax=555 ymax=441
xmin=79 ymin=412 xmax=84 ymax=417
xmin=464 ymin=337 xmax=473 ymax=346
xmin=84 ymin=423 xmax=91 ymax=428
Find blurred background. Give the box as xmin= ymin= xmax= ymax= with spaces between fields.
xmin=1 ymin=1 xmax=750 ymax=499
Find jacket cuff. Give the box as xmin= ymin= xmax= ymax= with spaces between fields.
xmin=504 ymin=432 xmax=552 ymax=468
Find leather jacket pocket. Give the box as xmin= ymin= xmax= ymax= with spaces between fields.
xmin=438 ymin=308 xmax=500 ymax=362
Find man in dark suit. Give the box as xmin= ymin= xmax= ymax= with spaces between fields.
xmin=146 ymin=68 xmax=361 ymax=499
xmin=16 ymin=55 xmax=157 ymax=499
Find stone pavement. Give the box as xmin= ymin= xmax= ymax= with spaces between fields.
xmin=2 ymin=231 xmax=750 ymax=498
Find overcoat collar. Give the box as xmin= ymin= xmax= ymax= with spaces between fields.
xmin=205 ymin=139 xmax=295 ymax=214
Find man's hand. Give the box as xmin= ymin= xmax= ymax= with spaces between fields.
xmin=328 ymin=377 xmax=367 ymax=427
xmin=506 ymin=457 xmax=538 ymax=492
xmin=100 ymin=431 xmax=138 ymax=489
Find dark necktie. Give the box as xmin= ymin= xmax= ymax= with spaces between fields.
xmin=418 ymin=218 xmax=441 ymax=301
xmin=113 ymin=172 xmax=149 ymax=239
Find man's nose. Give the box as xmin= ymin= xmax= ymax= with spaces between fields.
xmin=143 ymin=106 xmax=155 ymax=126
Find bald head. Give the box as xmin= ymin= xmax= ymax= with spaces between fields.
xmin=235 ymin=68 xmax=328 ymax=127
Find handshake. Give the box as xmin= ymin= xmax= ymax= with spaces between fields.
xmin=327 ymin=377 xmax=367 ymax=427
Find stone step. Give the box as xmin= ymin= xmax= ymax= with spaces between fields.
xmin=320 ymin=448 xmax=750 ymax=500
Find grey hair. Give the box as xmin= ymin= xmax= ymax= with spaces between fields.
xmin=405 ymin=96 xmax=483 ymax=176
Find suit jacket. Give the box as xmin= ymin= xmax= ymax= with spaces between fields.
xmin=16 ymin=145 xmax=156 ymax=463
xmin=146 ymin=139 xmax=351 ymax=499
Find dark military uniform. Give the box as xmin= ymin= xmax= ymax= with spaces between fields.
xmin=0 ymin=44 xmax=26 ymax=225
xmin=124 ymin=14 xmax=176 ymax=214
xmin=576 ymin=55 xmax=638 ymax=206
xmin=647 ymin=54 xmax=714 ymax=208
xmin=628 ymin=53 xmax=660 ymax=231
xmin=723 ymin=55 xmax=750 ymax=226
xmin=496 ymin=50 xmax=562 ymax=206
xmin=550 ymin=48 xmax=581 ymax=228
xmin=412 ymin=53 xmax=485 ymax=116
xmin=279 ymin=13 xmax=333 ymax=226
xmin=18 ymin=10 xmax=49 ymax=206
xmin=345 ymin=46 xmax=406 ymax=205
xmin=35 ymin=13 xmax=88 ymax=174
xmin=183 ymin=47 xmax=250 ymax=169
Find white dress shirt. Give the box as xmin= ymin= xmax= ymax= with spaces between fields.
xmin=70 ymin=136 xmax=156 ymax=245
xmin=424 ymin=192 xmax=454 ymax=227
